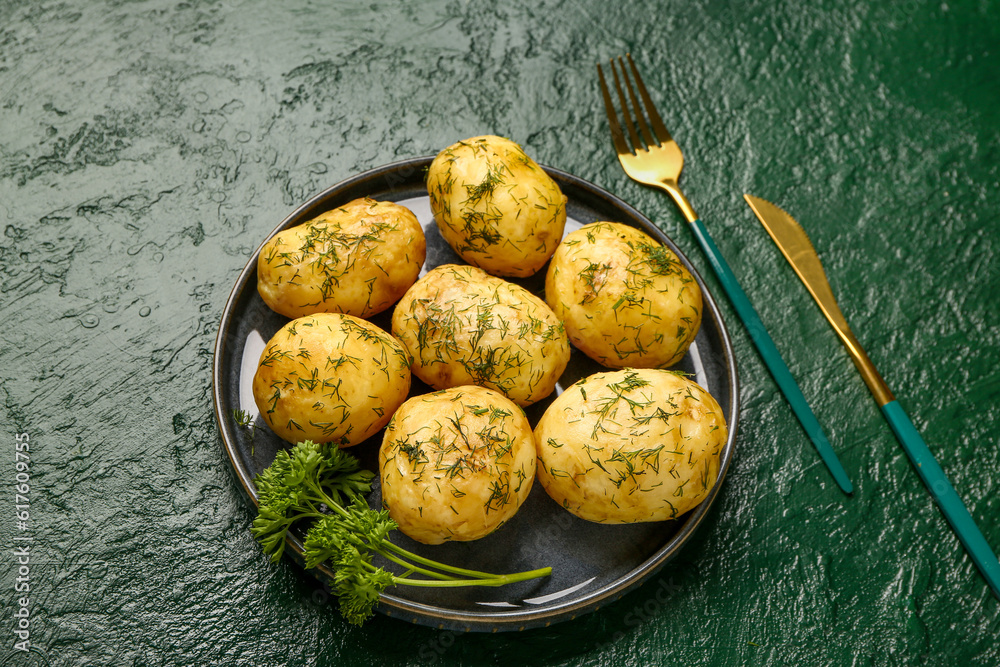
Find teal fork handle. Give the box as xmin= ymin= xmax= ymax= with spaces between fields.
xmin=688 ymin=218 xmax=853 ymax=494
xmin=881 ymin=400 xmax=1000 ymax=600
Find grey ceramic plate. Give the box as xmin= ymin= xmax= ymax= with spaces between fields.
xmin=212 ymin=156 xmax=739 ymax=632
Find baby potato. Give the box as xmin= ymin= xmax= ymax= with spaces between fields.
xmin=252 ymin=313 xmax=411 ymax=447
xmin=380 ymin=385 xmax=536 ymax=544
xmin=257 ymin=197 xmax=425 ymax=319
xmin=391 ymin=264 xmax=570 ymax=406
xmin=545 ymin=222 xmax=702 ymax=368
xmin=427 ymin=135 xmax=566 ymax=278
xmin=534 ymin=368 xmax=727 ymax=523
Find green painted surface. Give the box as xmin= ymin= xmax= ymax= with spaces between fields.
xmin=1 ymin=0 xmax=998 ymax=664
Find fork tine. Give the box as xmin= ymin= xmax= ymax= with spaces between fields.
xmin=617 ymin=56 xmax=656 ymax=149
xmin=609 ymin=59 xmax=644 ymax=152
xmin=626 ymin=53 xmax=673 ymax=144
xmin=597 ymin=63 xmax=630 ymax=156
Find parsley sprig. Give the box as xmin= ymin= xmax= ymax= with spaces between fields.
xmin=251 ymin=440 xmax=551 ymax=625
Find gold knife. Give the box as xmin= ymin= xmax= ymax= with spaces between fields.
xmin=744 ymin=193 xmax=1000 ymax=600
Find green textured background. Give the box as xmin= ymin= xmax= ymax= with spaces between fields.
xmin=1 ymin=0 xmax=998 ymax=664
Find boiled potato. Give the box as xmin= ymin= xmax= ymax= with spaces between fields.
xmin=391 ymin=264 xmax=570 ymax=406
xmin=427 ymin=135 xmax=566 ymax=278
xmin=534 ymin=368 xmax=727 ymax=523
xmin=380 ymin=385 xmax=536 ymax=544
xmin=257 ymin=197 xmax=425 ymax=319
xmin=252 ymin=313 xmax=411 ymax=447
xmin=545 ymin=222 xmax=702 ymax=368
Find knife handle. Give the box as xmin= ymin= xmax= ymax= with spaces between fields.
xmin=688 ymin=218 xmax=853 ymax=494
xmin=881 ymin=400 xmax=1000 ymax=600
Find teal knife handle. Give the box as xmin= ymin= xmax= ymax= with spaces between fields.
xmin=689 ymin=218 xmax=853 ymax=494
xmin=881 ymin=400 xmax=1000 ymax=600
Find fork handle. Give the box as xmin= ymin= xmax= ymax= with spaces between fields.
xmin=688 ymin=218 xmax=854 ymax=494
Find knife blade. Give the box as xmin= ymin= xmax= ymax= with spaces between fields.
xmin=744 ymin=193 xmax=1000 ymax=601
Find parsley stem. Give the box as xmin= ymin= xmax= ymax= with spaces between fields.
xmin=373 ymin=547 xmax=462 ymax=581
xmin=381 ymin=541 xmax=551 ymax=582
xmin=313 ymin=486 xmax=530 ymax=582
xmin=395 ymin=566 xmax=553 ymax=587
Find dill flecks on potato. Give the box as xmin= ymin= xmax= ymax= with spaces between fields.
xmin=257 ymin=197 xmax=425 ymax=319
xmin=427 ymin=135 xmax=566 ymax=278
xmin=379 ymin=385 xmax=536 ymax=545
xmin=251 ymin=313 xmax=412 ymax=447
xmin=534 ymin=368 xmax=727 ymax=524
xmin=391 ymin=264 xmax=571 ymax=407
xmin=545 ymin=222 xmax=703 ymax=369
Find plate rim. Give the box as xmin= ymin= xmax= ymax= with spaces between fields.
xmin=211 ymin=155 xmax=740 ymax=632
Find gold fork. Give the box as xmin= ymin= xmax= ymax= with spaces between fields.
xmin=598 ymin=54 xmax=853 ymax=494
